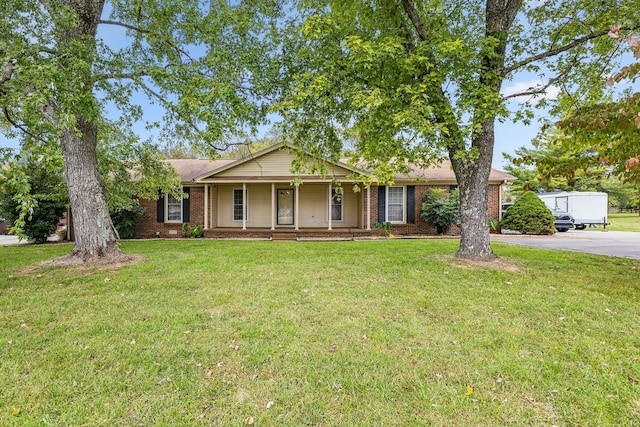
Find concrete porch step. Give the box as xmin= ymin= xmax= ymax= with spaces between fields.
xmin=271 ymin=232 xmax=298 ymax=241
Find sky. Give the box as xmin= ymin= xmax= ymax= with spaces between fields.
xmin=0 ymin=74 xmax=553 ymax=173
xmin=0 ymin=4 xmax=630 ymax=172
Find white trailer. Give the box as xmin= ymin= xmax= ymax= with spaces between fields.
xmin=537 ymin=191 xmax=609 ymax=229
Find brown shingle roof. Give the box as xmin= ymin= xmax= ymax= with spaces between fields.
xmin=167 ymin=159 xmax=234 ymax=182
xmin=397 ymin=160 xmax=514 ymax=182
xmin=169 ymin=156 xmax=515 ymax=183
xmin=339 ymin=158 xmax=515 ymax=183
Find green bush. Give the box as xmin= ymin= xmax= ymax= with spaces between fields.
xmin=0 ymin=157 xmax=67 ymax=244
xmin=500 ymin=191 xmax=556 ymax=235
xmin=182 ymin=223 xmax=204 ymax=238
xmin=111 ymin=206 xmax=144 ymax=239
xmin=421 ymin=188 xmax=459 ymax=235
xmin=3 ymin=197 xmax=66 ymax=243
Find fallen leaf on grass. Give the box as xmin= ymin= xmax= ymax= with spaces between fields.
xmin=246 ymin=416 xmax=255 ymax=425
xmin=229 ymin=340 xmax=239 ymax=351
xmin=11 ymin=407 xmax=20 ymax=416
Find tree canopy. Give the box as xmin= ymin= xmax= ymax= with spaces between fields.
xmin=276 ymin=0 xmax=640 ymax=259
xmin=1 ymin=0 xmax=282 ymax=260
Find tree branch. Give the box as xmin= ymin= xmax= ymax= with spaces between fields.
xmin=136 ymin=80 xmax=207 ymax=140
xmin=98 ymin=19 xmax=150 ymax=34
xmin=503 ymin=55 xmax=579 ymax=101
xmin=98 ymin=19 xmax=196 ymax=63
xmin=2 ymin=107 xmax=49 ymax=145
xmin=400 ymin=0 xmax=429 ymax=42
xmin=95 ymin=71 xmax=149 ymax=81
xmin=1 ymin=59 xmax=15 ymax=84
xmin=503 ymin=23 xmax=640 ymax=75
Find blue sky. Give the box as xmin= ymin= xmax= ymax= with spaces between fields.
xmin=0 ymin=75 xmax=556 ymax=172
xmin=2 ymin=5 xmax=630 ymax=172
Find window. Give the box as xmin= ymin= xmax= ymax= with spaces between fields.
xmin=233 ymin=189 xmax=248 ymax=221
xmin=166 ymin=193 xmax=182 ymax=222
xmin=329 ymin=188 xmax=343 ymax=221
xmin=386 ymin=186 xmax=405 ymax=223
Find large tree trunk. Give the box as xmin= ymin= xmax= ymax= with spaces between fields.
xmin=451 ymin=120 xmax=496 ymax=260
xmin=449 ymin=0 xmax=521 ymax=260
xmin=60 ymin=119 xmax=120 ymax=260
xmin=54 ymin=0 xmax=122 ymax=261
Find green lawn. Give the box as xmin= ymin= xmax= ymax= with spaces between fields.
xmin=607 ymin=212 xmax=640 ymax=232
xmin=1 ymin=240 xmax=639 ymax=426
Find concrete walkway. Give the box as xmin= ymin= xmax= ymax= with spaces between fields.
xmin=0 ymin=235 xmax=24 ymax=245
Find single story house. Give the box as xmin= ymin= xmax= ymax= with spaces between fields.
xmin=135 ymin=143 xmax=514 ymax=239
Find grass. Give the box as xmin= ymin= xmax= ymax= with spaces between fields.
xmin=1 ymin=239 xmax=639 ymax=426
xmin=607 ymin=212 xmax=640 ymax=232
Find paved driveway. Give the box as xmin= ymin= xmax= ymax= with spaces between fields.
xmin=0 ymin=235 xmax=26 ymax=245
xmin=492 ymin=230 xmax=640 ymax=260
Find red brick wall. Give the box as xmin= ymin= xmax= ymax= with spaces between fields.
xmin=130 ymin=183 xmax=502 ymax=238
xmin=135 ymin=187 xmax=205 ymax=239
xmin=368 ymin=184 xmax=502 ymax=236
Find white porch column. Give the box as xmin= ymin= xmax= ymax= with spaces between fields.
xmin=271 ymin=183 xmax=275 ymax=230
xmin=294 ymin=184 xmax=299 ymax=230
xmin=366 ymin=186 xmax=371 ymax=230
xmin=328 ymin=182 xmax=332 ymax=231
xmin=242 ymin=183 xmax=247 ymax=230
xmin=204 ymin=184 xmax=209 ymax=229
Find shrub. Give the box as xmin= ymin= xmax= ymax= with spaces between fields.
xmin=111 ymin=206 xmax=144 ymax=239
xmin=12 ymin=197 xmax=66 ymax=243
xmin=421 ymin=188 xmax=459 ymax=235
xmin=0 ymin=153 xmax=68 ymax=243
xmin=374 ymin=221 xmax=392 ymax=236
xmin=500 ymin=191 xmax=555 ymax=235
xmin=182 ymin=223 xmax=204 ymax=238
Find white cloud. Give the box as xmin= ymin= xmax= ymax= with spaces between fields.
xmin=502 ymin=79 xmax=561 ymax=102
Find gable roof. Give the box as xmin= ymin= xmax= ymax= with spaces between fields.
xmin=192 ymin=143 xmax=365 ymax=181
xmin=167 ymin=146 xmax=515 ymax=184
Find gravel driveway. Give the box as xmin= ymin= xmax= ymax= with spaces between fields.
xmin=492 ymin=229 xmax=640 ymax=260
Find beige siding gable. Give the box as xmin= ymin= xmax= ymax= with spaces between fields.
xmin=215 ymin=150 xmax=352 ymax=178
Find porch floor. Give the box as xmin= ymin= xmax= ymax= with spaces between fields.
xmin=203 ymin=227 xmax=375 ymax=241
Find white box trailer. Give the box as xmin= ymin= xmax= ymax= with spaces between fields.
xmin=537 ymin=191 xmax=609 ymax=229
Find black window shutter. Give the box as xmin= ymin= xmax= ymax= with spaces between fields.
xmin=377 ymin=186 xmax=386 ymax=222
xmin=183 ymin=187 xmax=191 ymax=223
xmin=156 ymin=191 xmax=165 ymax=222
xmin=406 ymin=186 xmax=415 ymax=224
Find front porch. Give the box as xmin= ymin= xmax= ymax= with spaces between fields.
xmin=203 ymin=227 xmax=376 ymax=241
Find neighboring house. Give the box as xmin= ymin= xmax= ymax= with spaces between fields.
xmin=135 ymin=143 xmax=514 ymax=239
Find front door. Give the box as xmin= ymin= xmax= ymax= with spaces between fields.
xmin=277 ymin=189 xmax=294 ymax=225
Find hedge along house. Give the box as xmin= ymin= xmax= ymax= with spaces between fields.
xmin=135 ymin=143 xmax=514 ymax=239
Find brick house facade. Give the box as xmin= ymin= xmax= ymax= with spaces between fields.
xmin=126 ymin=144 xmax=512 ymax=239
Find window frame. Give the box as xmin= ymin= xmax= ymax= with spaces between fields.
xmin=232 ymin=188 xmax=249 ymax=222
xmin=386 ymin=186 xmax=406 ymax=223
xmin=165 ymin=192 xmax=183 ymax=223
